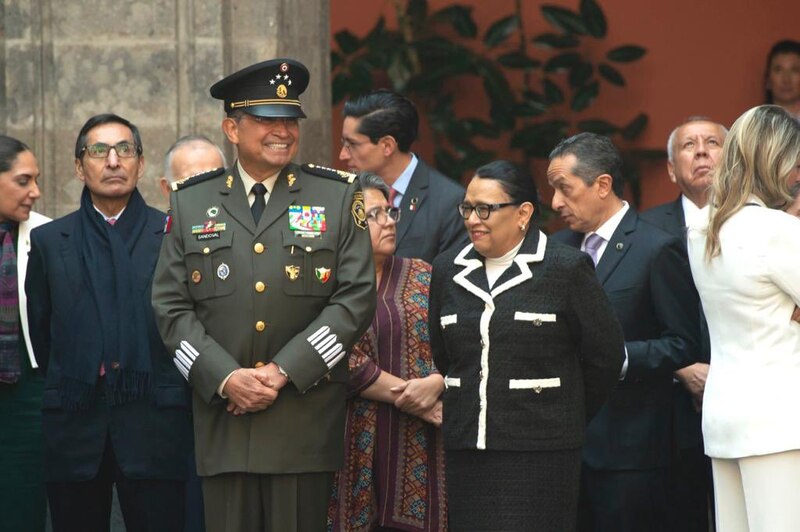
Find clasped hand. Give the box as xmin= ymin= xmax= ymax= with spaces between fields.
xmin=223 ymin=362 xmax=288 ymax=416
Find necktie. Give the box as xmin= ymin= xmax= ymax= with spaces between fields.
xmin=0 ymin=223 xmax=21 ymax=383
xmin=388 ymin=187 xmax=398 ymax=208
xmin=107 ymin=217 xmax=116 ymax=226
xmin=584 ymin=233 xmax=605 ymax=266
xmin=251 ymin=183 xmax=268 ymax=224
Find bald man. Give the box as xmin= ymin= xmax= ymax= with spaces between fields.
xmin=160 ymin=135 xmax=227 ymax=197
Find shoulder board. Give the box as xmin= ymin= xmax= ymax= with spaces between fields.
xmin=171 ymin=167 xmax=226 ymax=191
xmin=301 ymin=163 xmax=357 ymax=184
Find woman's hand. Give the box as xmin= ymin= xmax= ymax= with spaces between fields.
xmin=392 ymin=374 xmax=445 ymax=416
xmin=418 ymin=401 xmax=443 ymax=427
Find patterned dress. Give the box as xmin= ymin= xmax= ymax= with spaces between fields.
xmin=328 ymin=256 xmax=447 ymax=531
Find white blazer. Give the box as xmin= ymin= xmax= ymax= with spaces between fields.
xmin=16 ymin=211 xmax=51 ymax=368
xmin=687 ymin=196 xmax=800 ymax=459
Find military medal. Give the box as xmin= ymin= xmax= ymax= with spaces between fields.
xmin=289 ymin=205 xmax=326 ymax=237
xmin=191 ymin=270 xmax=202 ymax=284
xmin=226 ymin=175 xmax=233 ymax=189
xmin=217 ymin=263 xmax=230 ymax=280
xmin=163 ymin=212 xmax=173 ymax=234
xmin=192 ymin=220 xmax=227 ymax=240
xmin=285 ymin=265 xmax=300 ymax=281
xmin=206 ymin=206 xmax=220 ymax=217
xmin=315 ymin=267 xmax=331 ymax=284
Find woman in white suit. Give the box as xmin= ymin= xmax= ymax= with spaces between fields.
xmin=0 ymin=134 xmax=50 ymax=531
xmin=687 ymin=105 xmax=800 ymax=531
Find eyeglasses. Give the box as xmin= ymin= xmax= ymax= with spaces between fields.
xmin=81 ymin=142 xmax=139 ymax=159
xmin=458 ymin=202 xmax=520 ymax=220
xmin=340 ymin=138 xmax=370 ymax=153
xmin=366 ymin=206 xmax=401 ymax=226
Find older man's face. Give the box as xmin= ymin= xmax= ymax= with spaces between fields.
xmin=668 ymin=122 xmax=725 ymax=201
xmin=547 ymin=154 xmax=608 ymax=233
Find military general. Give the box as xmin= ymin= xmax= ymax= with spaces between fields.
xmin=151 ymin=58 xmax=376 ymax=532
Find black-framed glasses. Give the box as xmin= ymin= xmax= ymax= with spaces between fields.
xmin=458 ymin=202 xmax=520 ymax=220
xmin=81 ymin=142 xmax=139 ymax=159
xmin=366 ymin=206 xmax=401 ymax=226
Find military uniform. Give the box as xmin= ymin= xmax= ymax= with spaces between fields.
xmin=151 ymin=58 xmax=376 ymax=531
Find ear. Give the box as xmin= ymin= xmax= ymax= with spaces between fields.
xmin=75 ymin=158 xmax=86 ymax=183
xmin=595 ymin=173 xmax=614 ymax=199
xmin=159 ymin=177 xmax=171 ymax=198
xmin=667 ymin=161 xmax=677 ymax=184
xmin=222 ymin=117 xmax=239 ymax=145
xmin=518 ymin=201 xmax=535 ymax=226
xmin=380 ymin=135 xmax=398 ymax=157
xmin=136 ymin=155 xmax=146 ymax=180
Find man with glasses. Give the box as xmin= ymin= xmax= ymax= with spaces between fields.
xmin=340 ymin=89 xmax=468 ymax=263
xmin=26 ymin=113 xmax=193 ymax=531
xmin=152 ymin=58 xmax=375 ymax=531
xmin=547 ymin=133 xmax=701 ymax=532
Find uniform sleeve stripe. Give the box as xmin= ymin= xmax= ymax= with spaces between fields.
xmin=174 ymin=350 xmax=191 ymax=380
xmin=307 ymin=326 xmax=330 ymax=345
xmin=316 ymin=334 xmax=337 ymax=353
xmin=322 ymin=343 xmax=343 ymax=362
xmin=180 ymin=340 xmax=200 ymax=360
xmin=325 ymin=350 xmax=346 ymax=369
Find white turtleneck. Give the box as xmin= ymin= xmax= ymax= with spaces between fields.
xmin=484 ymin=237 xmax=525 ymax=288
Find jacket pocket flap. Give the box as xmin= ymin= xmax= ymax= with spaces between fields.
xmin=444 ymin=376 xmax=461 ymax=388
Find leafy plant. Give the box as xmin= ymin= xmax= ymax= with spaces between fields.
xmin=332 ymin=0 xmax=658 ymax=205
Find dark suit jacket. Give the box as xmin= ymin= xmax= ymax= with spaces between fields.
xmin=394 ymin=158 xmax=469 ymax=263
xmin=429 ymin=230 xmax=625 ymax=452
xmin=26 ymin=203 xmax=193 ymax=482
xmin=641 ymin=196 xmax=710 ymax=449
xmin=552 ymin=208 xmax=701 ymax=469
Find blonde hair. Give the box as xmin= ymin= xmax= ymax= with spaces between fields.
xmin=705 ymin=105 xmax=800 ymax=261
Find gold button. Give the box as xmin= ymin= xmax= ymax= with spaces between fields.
xmin=533 ymin=319 xmax=542 ymax=327
xmin=305 ymin=246 xmax=312 ymax=252
xmin=534 ymin=386 xmax=543 ymax=394
xmin=254 ymin=243 xmax=265 ymax=254
xmin=255 ymin=321 xmax=266 ymax=332
xmin=203 ymin=247 xmax=210 ymax=254
xmin=255 ymin=281 xmax=266 ymax=293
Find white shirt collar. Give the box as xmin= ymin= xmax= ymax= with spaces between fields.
xmin=583 ymin=201 xmax=629 ymax=247
xmin=681 ymin=194 xmax=705 ymax=228
xmin=237 ymin=160 xmax=280 ymax=205
xmin=389 ymin=154 xmax=418 ymax=205
xmin=93 ymin=205 xmax=125 ymax=222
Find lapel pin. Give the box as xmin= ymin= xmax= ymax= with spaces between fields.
xmin=226 ymin=175 xmax=233 ymax=189
xmin=409 ymin=197 xmax=419 ymax=211
xmin=206 ymin=206 xmax=219 ymax=217
xmin=615 ymin=242 xmax=624 ymax=251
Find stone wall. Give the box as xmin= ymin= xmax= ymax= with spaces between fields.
xmin=1 ymin=0 xmax=331 ymax=216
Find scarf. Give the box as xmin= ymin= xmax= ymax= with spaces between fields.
xmin=0 ymin=222 xmax=21 ymax=384
xmin=60 ymin=187 xmax=152 ymax=410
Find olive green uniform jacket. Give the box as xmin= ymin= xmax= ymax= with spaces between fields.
xmin=152 ymin=163 xmax=375 ymax=476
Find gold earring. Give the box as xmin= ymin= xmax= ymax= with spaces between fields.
xmin=519 ymin=223 xmax=526 ymax=231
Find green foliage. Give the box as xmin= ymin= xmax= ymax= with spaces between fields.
xmin=331 ymin=0 xmax=655 ymax=205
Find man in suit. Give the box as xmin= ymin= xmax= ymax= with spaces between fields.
xmin=547 ymin=133 xmax=702 ymax=532
xmin=641 ymin=117 xmax=727 ymax=531
xmin=26 ymin=113 xmax=193 ymax=532
xmin=151 ymin=58 xmax=376 ymax=531
xmin=339 ymin=89 xmax=468 ymax=263
xmin=160 ymin=135 xmax=227 ymax=199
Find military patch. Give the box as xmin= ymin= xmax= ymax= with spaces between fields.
xmin=171 ymin=167 xmax=226 ymax=191
xmin=191 ymin=270 xmax=202 ymax=284
xmin=285 ymin=265 xmax=301 ymax=281
xmin=192 ymin=221 xmax=227 ymax=235
xmin=289 ymin=205 xmax=326 ymax=237
xmin=217 ymin=263 xmax=230 ymax=281
xmin=351 ymin=191 xmax=367 ymax=230
xmin=302 ymin=163 xmax=357 ymax=184
xmin=315 ymin=267 xmax=331 ymax=284
xmin=163 ymin=211 xmax=173 ymax=234
xmin=287 ymin=173 xmax=296 ymax=187
xmin=206 ymin=206 xmax=220 ymax=217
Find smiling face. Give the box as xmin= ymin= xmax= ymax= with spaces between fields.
xmin=364 ymin=187 xmax=397 ymax=260
xmin=463 ymin=176 xmax=532 ymax=259
xmin=223 ymin=114 xmax=299 ymax=177
xmin=75 ymin=122 xmax=144 ymax=203
xmin=668 ymin=121 xmax=726 ymax=205
xmin=0 ymin=150 xmax=41 ymax=223
xmin=767 ymin=52 xmax=800 ymax=107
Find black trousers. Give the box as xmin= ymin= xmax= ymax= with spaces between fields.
xmin=578 ymin=465 xmax=671 ymax=532
xmin=47 ymin=434 xmax=185 ymax=532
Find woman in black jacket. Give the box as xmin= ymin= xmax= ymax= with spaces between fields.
xmin=429 ymin=160 xmax=625 ymax=531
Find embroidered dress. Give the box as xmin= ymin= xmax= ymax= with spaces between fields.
xmin=328 ymin=256 xmax=446 ymax=531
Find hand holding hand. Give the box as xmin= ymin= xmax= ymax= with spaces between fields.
xmin=675 ymin=362 xmax=709 ymax=410
xmin=419 ymin=401 xmax=443 ymax=427
xmin=223 ymin=368 xmax=278 ymax=415
xmin=392 ymin=374 xmax=444 ymax=417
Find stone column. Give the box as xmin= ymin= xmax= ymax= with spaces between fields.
xmin=1 ymin=0 xmax=331 ymax=216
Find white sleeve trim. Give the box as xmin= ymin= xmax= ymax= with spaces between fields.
xmin=444 ymin=376 xmax=461 ymax=388
xmin=308 ymin=326 xmax=345 ymax=369
xmin=509 ymin=377 xmax=561 ymax=391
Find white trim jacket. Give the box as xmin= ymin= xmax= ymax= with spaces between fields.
xmin=429 ymin=230 xmax=625 ymax=452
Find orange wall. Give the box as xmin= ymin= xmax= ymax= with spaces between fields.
xmin=330 ymin=0 xmax=800 ymax=210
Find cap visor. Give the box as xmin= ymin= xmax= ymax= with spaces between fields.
xmin=244 ymin=105 xmax=306 ymax=119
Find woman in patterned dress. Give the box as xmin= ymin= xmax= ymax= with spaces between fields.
xmin=328 ymin=172 xmax=447 ymax=532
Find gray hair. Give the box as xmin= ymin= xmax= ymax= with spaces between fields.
xmin=356 ymin=171 xmax=391 ymax=200
xmin=549 ymin=132 xmax=625 ymax=198
xmin=163 ymin=135 xmax=227 ymax=181
xmin=667 ymin=117 xmax=728 ymax=163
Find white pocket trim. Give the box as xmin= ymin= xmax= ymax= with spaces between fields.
xmin=509 ymin=378 xmax=561 ymax=392
xmin=440 ymin=314 xmax=458 ymax=328
xmin=514 ymin=312 xmax=557 ymax=323
xmin=444 ymin=377 xmax=461 ymax=388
